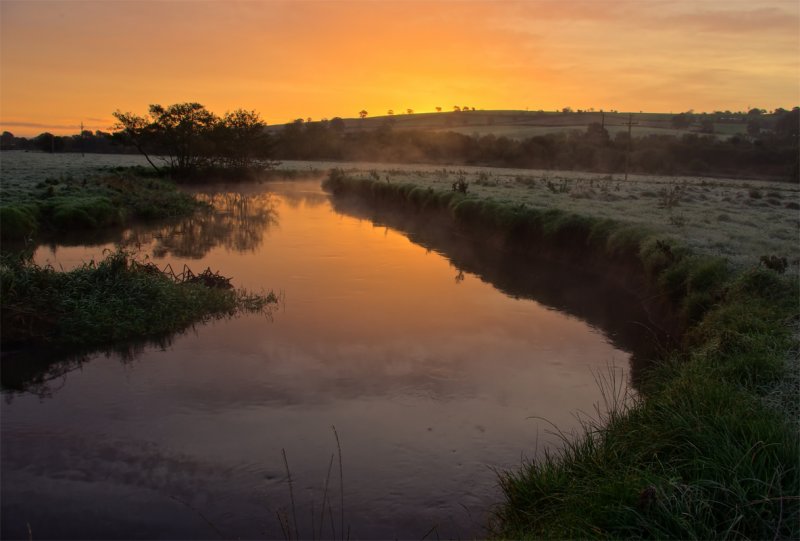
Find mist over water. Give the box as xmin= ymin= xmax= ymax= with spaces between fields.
xmin=2 ymin=179 xmax=648 ymax=539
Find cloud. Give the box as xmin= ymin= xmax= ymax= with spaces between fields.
xmin=662 ymin=5 xmax=799 ymax=35
xmin=1 ymin=121 xmax=80 ymax=130
xmin=1 ymin=0 xmax=797 ymax=124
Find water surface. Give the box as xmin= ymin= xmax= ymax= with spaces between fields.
xmin=2 ymin=179 xmax=647 ymax=539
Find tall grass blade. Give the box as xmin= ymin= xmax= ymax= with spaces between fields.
xmin=282 ymin=448 xmax=299 ymax=541
xmin=332 ymin=425 xmax=344 ymax=541
xmin=320 ymin=453 xmax=335 ymax=539
xmin=170 ymin=495 xmax=226 ymax=539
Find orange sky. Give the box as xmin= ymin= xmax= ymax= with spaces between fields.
xmin=1 ymin=0 xmax=798 ymax=136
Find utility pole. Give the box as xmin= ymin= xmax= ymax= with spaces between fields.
xmin=624 ymin=113 xmax=638 ymax=182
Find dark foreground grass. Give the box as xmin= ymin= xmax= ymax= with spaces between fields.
xmin=0 ymin=250 xmax=276 ymax=349
xmin=323 ymin=170 xmax=799 ymax=539
xmin=0 ymin=171 xmax=201 ymax=241
xmin=498 ymin=269 xmax=798 ymax=539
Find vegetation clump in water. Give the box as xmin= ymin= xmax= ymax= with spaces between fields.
xmin=0 ymin=249 xmax=277 ymax=349
xmin=0 ymin=171 xmax=201 ymax=241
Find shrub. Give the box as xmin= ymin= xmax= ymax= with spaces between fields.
xmin=0 ymin=205 xmax=38 ymax=240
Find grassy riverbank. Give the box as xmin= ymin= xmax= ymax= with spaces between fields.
xmin=323 ymin=170 xmax=799 ymax=539
xmin=0 ymin=250 xmax=276 ymax=349
xmin=313 ymin=164 xmax=798 ymax=270
xmin=0 ymin=159 xmax=283 ymax=355
xmin=0 ymin=169 xmax=200 ymax=241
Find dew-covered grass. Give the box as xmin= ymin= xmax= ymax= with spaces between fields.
xmin=291 ymin=160 xmax=799 ymax=270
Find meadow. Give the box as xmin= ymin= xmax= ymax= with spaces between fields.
xmin=282 ymin=160 xmax=799 ymax=270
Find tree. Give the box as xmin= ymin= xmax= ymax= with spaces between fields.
xmin=435 ymin=107 xmax=442 ymax=113
xmin=34 ymin=132 xmax=64 ymax=153
xmin=671 ymin=113 xmax=692 ymax=130
xmin=359 ymin=110 xmax=368 ymax=119
xmin=407 ymin=109 xmax=413 ymax=115
xmin=215 ymin=109 xmax=267 ymax=168
xmin=329 ymin=117 xmax=346 ymax=133
xmin=147 ymin=103 xmax=218 ymax=173
xmin=585 ymin=122 xmax=610 ymax=145
xmin=114 ymin=102 xmax=221 ymax=174
xmin=746 ymin=118 xmax=762 ymax=137
xmin=453 ymin=106 xmax=461 ymax=112
xmin=387 ymin=109 xmax=394 ymax=115
xmin=0 ymin=131 xmax=15 ymax=150
xmin=775 ymin=108 xmax=800 ymax=139
xmin=699 ymin=118 xmax=715 ymax=134
xmin=112 ymin=110 xmax=162 ymax=172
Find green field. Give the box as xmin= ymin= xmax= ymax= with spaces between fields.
xmin=282 ymin=161 xmax=799 ymax=270
xmin=268 ymin=110 xmax=754 ymax=141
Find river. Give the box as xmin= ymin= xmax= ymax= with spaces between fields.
xmin=1 ymin=178 xmax=652 ymax=539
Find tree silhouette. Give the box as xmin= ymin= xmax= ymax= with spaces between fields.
xmin=671 ymin=113 xmax=692 ymax=130
xmin=435 ymin=107 xmax=442 ymax=113
xmin=359 ymin=110 xmax=368 ymax=119
xmin=747 ymin=118 xmax=762 ymax=137
xmin=329 ymin=117 xmax=346 ymax=133
xmin=387 ymin=109 xmax=394 ymax=115
xmin=215 ymin=109 xmax=267 ymax=168
xmin=1 ymin=131 xmax=16 ymax=150
xmin=114 ymin=102 xmax=273 ymax=174
xmin=112 ymin=110 xmax=162 ymax=172
xmin=147 ymin=102 xmax=218 ymax=173
xmin=407 ymin=109 xmax=413 ymax=115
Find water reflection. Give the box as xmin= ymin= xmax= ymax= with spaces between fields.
xmin=327 ymin=196 xmax=674 ymax=387
xmin=3 ymin=189 xmax=286 ymax=394
xmin=2 ymin=184 xmax=326 ymax=396
xmin=2 ymin=334 xmax=178 ymax=399
xmin=120 ymin=192 xmax=279 ymax=259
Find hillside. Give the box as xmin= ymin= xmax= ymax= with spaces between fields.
xmin=266 ymin=109 xmax=767 ymax=140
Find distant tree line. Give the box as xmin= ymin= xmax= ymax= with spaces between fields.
xmin=2 ymin=105 xmax=797 ymax=181
xmin=1 ymin=129 xmax=120 ymax=154
xmin=272 ymin=108 xmax=799 ymax=181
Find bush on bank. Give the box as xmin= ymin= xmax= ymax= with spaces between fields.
xmin=0 ymin=250 xmax=276 ymax=349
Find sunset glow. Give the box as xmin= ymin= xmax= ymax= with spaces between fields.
xmin=1 ymin=0 xmax=798 ymax=136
